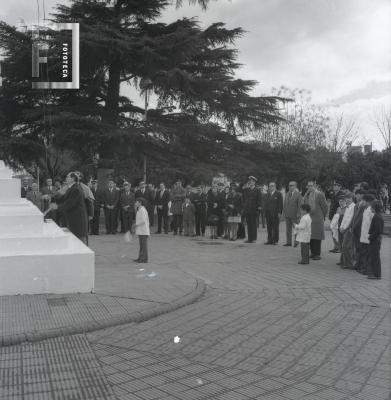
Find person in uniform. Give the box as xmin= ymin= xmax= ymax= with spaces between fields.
xmin=242 ymin=176 xmax=262 ymax=243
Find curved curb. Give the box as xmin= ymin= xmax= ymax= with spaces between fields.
xmin=1 ymin=278 xmax=207 ymax=347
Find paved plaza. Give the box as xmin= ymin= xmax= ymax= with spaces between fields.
xmin=0 ymin=226 xmax=390 ymax=400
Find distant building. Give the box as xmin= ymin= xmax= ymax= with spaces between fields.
xmin=363 ymin=144 xmax=373 ymax=154
xmin=346 ymin=142 xmax=373 ymax=155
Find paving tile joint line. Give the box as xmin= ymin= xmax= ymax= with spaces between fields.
xmin=0 ymin=278 xmax=207 ymax=348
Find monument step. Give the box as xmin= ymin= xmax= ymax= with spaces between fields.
xmin=0 ymin=233 xmax=69 ymax=254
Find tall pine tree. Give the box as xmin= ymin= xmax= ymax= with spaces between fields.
xmin=0 ymin=0 xmax=283 ymax=179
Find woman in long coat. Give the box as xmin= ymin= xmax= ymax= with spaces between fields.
xmin=54 ymin=172 xmax=88 ymax=243
xmin=303 ymin=182 xmax=328 ymax=260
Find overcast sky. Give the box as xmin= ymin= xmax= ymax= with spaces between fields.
xmin=1 ymin=0 xmax=390 ymax=148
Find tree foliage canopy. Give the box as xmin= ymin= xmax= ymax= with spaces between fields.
xmin=0 ymin=0 xmax=283 ymax=177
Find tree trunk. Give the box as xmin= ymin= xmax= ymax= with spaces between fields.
xmin=104 ymin=59 xmax=121 ymax=126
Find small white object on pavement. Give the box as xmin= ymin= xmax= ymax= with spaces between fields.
xmin=124 ymin=231 xmax=132 ymax=243
xmin=148 ymin=272 xmax=157 ymax=278
xmin=174 ymin=336 xmax=181 ymax=344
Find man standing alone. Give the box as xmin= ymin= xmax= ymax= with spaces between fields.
xmin=264 ymin=182 xmax=283 ymax=245
xmin=283 ymin=181 xmax=302 ymax=246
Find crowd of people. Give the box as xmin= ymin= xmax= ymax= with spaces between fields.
xmin=20 ymin=174 xmax=385 ymax=278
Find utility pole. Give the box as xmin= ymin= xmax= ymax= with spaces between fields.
xmin=141 ymin=78 xmax=152 ymax=183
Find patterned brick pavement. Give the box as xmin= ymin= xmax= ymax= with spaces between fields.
xmin=1 ymin=226 xmax=390 ymax=399
xmin=0 ymin=235 xmax=197 ymax=344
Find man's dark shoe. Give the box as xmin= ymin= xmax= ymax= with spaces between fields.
xmin=336 ymin=262 xmax=342 ymax=266
xmin=312 ymin=256 xmax=321 ymax=260
xmin=264 ymin=242 xmax=273 ymax=245
xmin=283 ymin=243 xmax=292 ymax=247
xmin=367 ymin=275 xmax=380 ymax=280
xmin=329 ymin=249 xmax=339 ymax=253
xmin=133 ymin=259 xmax=140 ymax=262
xmin=298 ymin=261 xmax=309 ymax=264
xmin=245 ymin=240 xmax=254 ymax=243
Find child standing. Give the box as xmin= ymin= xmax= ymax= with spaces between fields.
xmin=182 ymin=197 xmax=196 ymax=236
xmin=133 ymin=198 xmax=150 ymax=263
xmin=294 ymin=204 xmax=312 ymax=264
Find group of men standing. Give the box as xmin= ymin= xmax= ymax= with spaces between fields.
xmin=22 ymin=173 xmax=383 ymax=275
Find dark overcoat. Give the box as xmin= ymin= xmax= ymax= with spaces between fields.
xmin=57 ymin=184 xmax=88 ymax=240
xmin=303 ymin=190 xmax=328 ymax=240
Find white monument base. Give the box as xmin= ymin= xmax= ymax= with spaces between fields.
xmin=0 ymin=161 xmax=95 ymax=296
xmin=0 ymin=235 xmax=94 ymax=295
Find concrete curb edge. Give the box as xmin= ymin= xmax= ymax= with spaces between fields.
xmin=1 ymin=278 xmax=207 ymax=347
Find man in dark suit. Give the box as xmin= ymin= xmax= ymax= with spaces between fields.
xmin=90 ymin=180 xmax=102 ymax=235
xmin=283 ymin=181 xmax=302 ymax=246
xmin=51 ymin=172 xmax=88 ymax=243
xmin=135 ymin=181 xmax=155 ymax=227
xmin=21 ymin=177 xmax=30 ymax=198
xmin=264 ymin=182 xmax=283 ymax=245
xmin=120 ymin=181 xmax=135 ymax=233
xmin=242 ymin=176 xmax=263 ymax=243
xmin=102 ymin=179 xmax=120 ymax=234
xmin=154 ymin=182 xmax=170 ymax=234
xmin=192 ymin=186 xmax=208 ymax=236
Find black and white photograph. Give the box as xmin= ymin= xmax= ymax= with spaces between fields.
xmin=0 ymin=0 xmax=390 ymax=399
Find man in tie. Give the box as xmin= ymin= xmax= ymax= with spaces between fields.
xmin=155 ymin=182 xmax=170 ymax=234
xmin=264 ymin=182 xmax=283 ymax=245
xmin=283 ymin=181 xmax=303 ymax=246
xmin=102 ymin=179 xmax=120 ymax=234
xmin=120 ymin=181 xmax=135 ymax=233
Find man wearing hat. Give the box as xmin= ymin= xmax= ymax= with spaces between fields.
xmin=242 ymin=176 xmax=263 ymax=243
xmin=329 ymin=181 xmax=343 ymax=253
